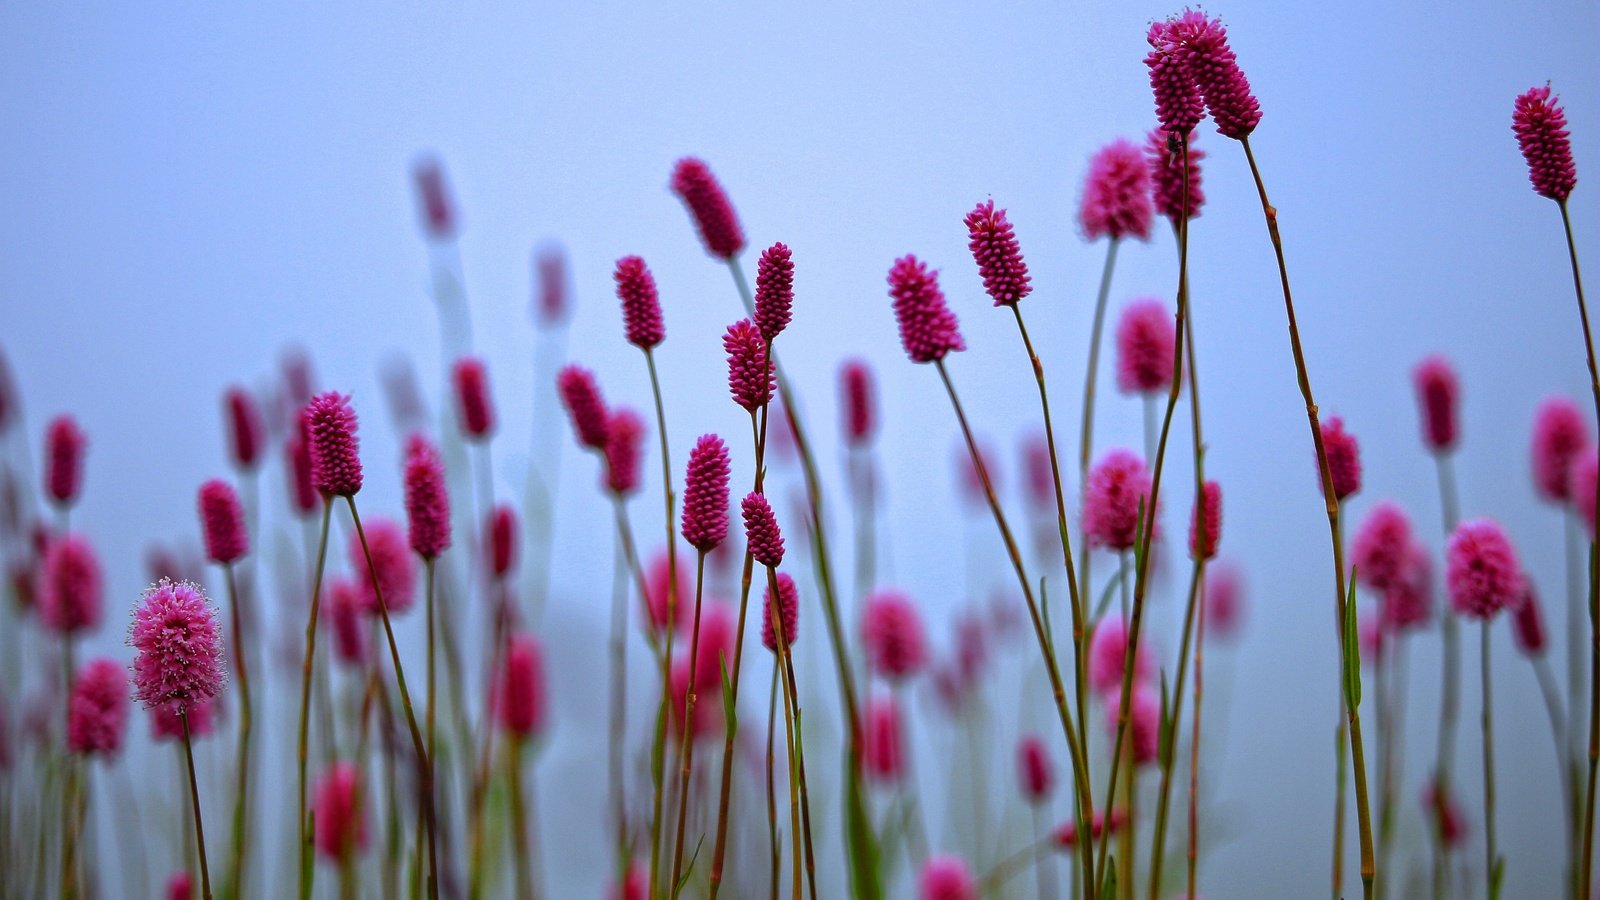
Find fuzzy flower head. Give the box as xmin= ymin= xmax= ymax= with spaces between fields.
xmin=1017 ymin=734 xmax=1054 ymax=803
xmin=1163 ymin=11 xmax=1263 ymax=140
xmin=68 ymin=658 xmax=128 ymax=757
xmin=1318 ymin=416 xmax=1362 ymax=501
xmin=485 ymin=505 xmax=518 ymax=581
xmin=198 ymin=479 xmax=248 ymax=565
xmin=1104 ymin=686 xmax=1160 ymax=767
xmin=128 ymin=579 xmax=226 ymax=713
xmin=1146 ymin=129 xmax=1205 ymax=224
xmin=1204 ymin=561 xmax=1245 ymax=642
xmin=412 ymin=156 xmax=457 ymax=239
xmin=604 ymin=408 xmax=646 ymax=497
xmin=534 ymin=244 xmax=570 ymax=327
xmin=1446 ymin=519 xmax=1522 ymax=620
xmin=742 ymin=492 xmax=785 ymax=568
xmin=761 ymin=572 xmax=800 ymax=653
xmin=614 ymin=255 xmax=665 ymax=350
xmin=1145 ymin=22 xmax=1205 ymax=136
xmin=1513 ymin=85 xmax=1577 ymax=202
xmin=305 ymin=392 xmax=363 ymax=497
xmin=1350 ymin=501 xmax=1414 ymax=593
xmin=44 ymin=414 xmax=86 ymax=507
xmin=724 ymin=318 xmax=774 ymax=412
xmin=861 ymin=694 xmax=904 ymax=783
xmin=1079 ymin=139 xmax=1153 ymax=242
xmin=225 ymin=387 xmax=263 ymax=471
xmin=1424 ymin=782 xmax=1468 ymax=848
xmin=349 ymin=517 xmax=416 ymax=613
xmin=497 ymin=633 xmax=547 ymax=739
xmin=964 ymin=200 xmax=1032 ymax=307
xmin=1532 ymin=396 xmax=1591 ymax=503
xmin=840 ymin=359 xmax=877 ymax=447
xmin=680 ymin=434 xmax=731 ymax=551
xmin=1088 ymin=617 xmax=1153 ymax=696
xmin=403 ymin=435 xmax=451 ymax=558
xmin=888 ymin=255 xmax=965 ymax=364
xmin=326 ymin=578 xmax=370 ymax=669
xmin=863 ymin=590 xmax=927 ymax=680
xmin=40 ymin=534 xmax=103 ymax=635
xmin=919 ymin=855 xmax=977 ymax=900
xmin=1083 ymin=449 xmax=1155 ymax=551
xmin=1115 ymin=298 xmax=1177 ymax=394
xmin=1412 ymin=355 xmax=1460 ymax=453
xmin=644 ymin=551 xmax=691 ymax=636
xmin=1513 ymin=579 xmax=1547 ymax=657
xmin=166 ymin=872 xmax=193 ymax=900
xmin=313 ymin=762 xmax=367 ymax=861
xmin=558 ymin=364 xmax=610 ymax=451
xmin=451 ymin=356 xmax=496 ymax=440
xmin=755 ymin=242 xmax=794 ymax=341
xmin=691 ymin=603 xmax=738 ymax=690
xmin=1383 ymin=541 xmax=1433 ymax=632
xmin=1188 ymin=479 xmax=1222 ymax=560
xmin=670 ymin=157 xmax=745 ymax=259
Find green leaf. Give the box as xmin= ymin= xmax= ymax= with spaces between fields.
xmin=718 ymin=652 xmax=737 ymax=737
xmin=1040 ymin=577 xmax=1054 ymax=646
xmin=1489 ymin=856 xmax=1506 ymax=900
xmin=300 ymin=811 xmax=316 ymax=900
xmin=1159 ymin=671 xmax=1173 ymax=768
xmin=1342 ymin=570 xmax=1361 ymax=711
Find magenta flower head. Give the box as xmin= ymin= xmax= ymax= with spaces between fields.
xmin=761 ymin=572 xmax=800 ymax=652
xmin=863 ymin=590 xmax=927 ymax=680
xmin=1188 ymin=479 xmax=1222 ymax=560
xmin=558 ymin=364 xmax=611 ymax=450
xmin=403 ymin=435 xmax=451 ymax=559
xmin=1575 ymin=451 xmax=1600 ymax=537
xmin=964 ymin=200 xmax=1032 ymax=307
xmin=1164 ymin=11 xmax=1262 ymax=141
xmin=1446 ymin=518 xmax=1522 ymax=620
xmin=1424 ymin=782 xmax=1469 ymax=848
xmin=861 ymin=694 xmax=904 ymax=783
xmin=44 ymin=414 xmax=87 ymax=507
xmin=534 ymin=244 xmax=571 ymax=328
xmin=755 ymin=242 xmax=794 ymax=341
xmin=614 ymin=255 xmax=665 ymax=350
xmin=1079 ymin=139 xmax=1153 ymax=242
xmin=412 ymin=156 xmax=456 ymax=239
xmin=451 ymin=356 xmax=496 ymax=441
xmin=313 ymin=761 xmax=367 ymax=861
xmin=305 ymin=392 xmax=362 ymax=497
xmin=1318 ymin=416 xmax=1362 ymax=501
xmin=888 ymin=255 xmax=965 ymax=364
xmin=129 ymin=580 xmax=226 ymax=713
xmin=151 ymin=698 xmax=214 ymax=743
xmin=840 ymin=359 xmax=878 ymax=447
xmin=1204 ymin=562 xmax=1245 ymax=642
xmin=1017 ymin=733 xmax=1054 ymax=804
xmin=1146 ymin=129 xmax=1205 ymax=225
xmin=497 ymin=633 xmax=547 ymax=739
xmin=919 ymin=855 xmax=977 ymax=900
xmin=691 ymin=603 xmax=737 ymax=689
xmin=644 ymin=550 xmax=691 ymax=635
xmin=1412 ymin=356 xmax=1460 ymax=453
xmin=1513 ymin=579 xmax=1547 ymax=657
xmin=1350 ymin=501 xmax=1414 ymax=593
xmin=197 ymin=479 xmax=248 ymax=565
xmin=680 ymin=434 xmax=731 ymax=551
xmin=1104 ymin=686 xmax=1160 ymax=766
xmin=604 ymin=409 xmax=646 ymax=497
xmin=286 ymin=423 xmax=317 ymax=518
xmin=347 ymin=517 xmax=416 ymax=613
xmin=166 ymin=872 xmax=193 ymax=900
xmin=724 ymin=318 xmax=774 ymax=412
xmin=1116 ymin=298 xmax=1176 ymax=395
xmin=327 ymin=578 xmax=370 ymax=669
xmin=485 ymin=505 xmax=518 ymax=581
xmin=41 ymin=534 xmax=103 ymax=635
xmin=68 ymin=658 xmax=128 ymax=757
xmin=1383 ymin=541 xmax=1433 ymax=632
xmin=742 ymin=491 xmax=785 ymax=568
xmin=670 ymin=157 xmax=745 ymax=260
xmin=1532 ymin=396 xmax=1591 ymax=502
xmin=1513 ymin=85 xmax=1577 ymax=203
xmin=1088 ymin=617 xmax=1153 ymax=696
xmin=1083 ymin=449 xmax=1154 ymax=551
xmin=1145 ymin=22 xmax=1205 ymax=136
xmin=224 ymin=387 xmax=263 ymax=471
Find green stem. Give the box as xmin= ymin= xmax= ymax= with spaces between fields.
xmin=182 ymin=712 xmax=215 ymax=900
xmin=223 ymin=562 xmax=252 ymax=900
xmin=767 ymin=565 xmax=818 ymax=900
xmin=669 ymin=552 xmax=709 ymax=895
xmin=1481 ymin=622 xmax=1499 ymax=898
xmin=296 ymin=498 xmax=334 ymax=900
xmin=643 ymin=346 xmax=677 ymax=900
xmin=508 ymin=737 xmax=534 ymax=900
xmin=1430 ymin=453 xmax=1462 ymax=900
xmin=423 ymin=557 xmax=439 ymax=900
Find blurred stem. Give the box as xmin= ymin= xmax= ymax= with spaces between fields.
xmin=608 ymin=500 xmax=632 ymax=877
xmin=669 ymin=552 xmax=709 ymax=896
xmin=1429 ymin=453 xmax=1461 ymax=900
xmin=223 ymin=561 xmax=253 ymax=900
xmin=767 ymin=666 xmax=781 ymax=900
xmin=643 ymin=346 xmax=677 ymax=900
xmin=296 ymin=498 xmax=334 ymax=900
xmin=1534 ymin=653 xmax=1577 ymax=892
xmin=766 ymin=565 xmax=803 ymax=900
xmin=1187 ymin=569 xmax=1207 ymax=899
xmin=508 ymin=738 xmax=534 ymax=900
xmin=422 ymin=557 xmax=439 ymax=900
xmin=767 ymin=564 xmax=818 ymax=900
xmin=61 ymin=636 xmax=78 ymax=900
xmin=1481 ymin=622 xmax=1499 ymax=898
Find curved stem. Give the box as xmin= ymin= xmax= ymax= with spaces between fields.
xmin=669 ymin=552 xmax=709 ymax=894
xmin=1535 ymin=654 xmax=1577 ymax=892
xmin=643 ymin=346 xmax=677 ymax=899
xmin=296 ymin=498 xmax=334 ymax=899
xmin=767 ymin=565 xmax=818 ymax=900
xmin=182 ymin=712 xmax=214 ymax=900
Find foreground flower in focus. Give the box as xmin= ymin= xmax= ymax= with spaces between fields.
xmin=1513 ymin=84 xmax=1577 ymax=202
xmin=128 ymin=580 xmax=226 ymax=713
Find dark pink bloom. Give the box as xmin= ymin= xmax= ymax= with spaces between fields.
xmin=742 ymin=492 xmax=784 ymax=568
xmin=964 ymin=200 xmax=1032 ymax=307
xmin=603 ymin=409 xmax=646 ymax=497
xmin=1104 ymin=686 xmax=1160 ymax=767
xmin=919 ymin=855 xmax=976 ymax=900
xmin=68 ymin=658 xmax=128 ymax=757
xmin=534 ymin=244 xmax=570 ymax=327
xmin=1079 ymin=140 xmax=1153 ymax=242
xmin=888 ymin=255 xmax=965 ymax=364
xmin=614 ymin=256 xmax=665 ymax=350
xmin=1083 ymin=449 xmax=1154 ymax=551
xmin=608 ymin=864 xmax=648 ymax=900
xmin=451 ymin=357 xmax=495 ymax=440
xmin=1164 ymin=11 xmax=1262 ymax=140
xmin=224 ymin=387 xmax=263 ymax=470
xmin=1513 ymin=580 xmax=1547 ymax=657
xmin=1145 ymin=22 xmax=1205 ymax=136
xmin=691 ymin=603 xmax=737 ymax=690
xmin=558 ymin=364 xmax=611 ymax=450
xmin=1446 ymin=519 xmax=1522 ymax=620
xmin=1424 ymin=782 xmax=1468 ymax=847
xmin=1017 ymin=733 xmax=1054 ymax=803
xmin=485 ymin=506 xmax=518 ymax=581
xmin=166 ymin=872 xmax=193 ymax=900
xmin=840 ymin=359 xmax=877 ymax=447
xmin=285 ymin=422 xmax=317 ymax=517
xmin=44 ymin=414 xmax=86 ymax=507
xmin=1575 ymin=451 xmax=1599 ymax=537
xmin=1350 ymin=501 xmax=1413 ymax=593
xmin=724 ymin=318 xmax=774 ymax=411
xmin=861 ymin=694 xmax=904 ymax=783
xmin=326 ymin=578 xmax=370 ymax=669
xmin=1188 ymin=479 xmax=1222 ymax=560
xmin=680 ymin=435 xmax=731 ymax=551
xmin=305 ymin=392 xmax=362 ymax=497
xmin=862 ymin=590 xmax=926 ymax=680
xmin=313 ymin=762 xmax=367 ymax=860
xmin=198 ymin=479 xmax=248 ymax=565
xmin=412 ymin=156 xmax=457 ymax=239
xmin=670 ymin=157 xmax=745 ymax=259
xmin=1115 ymin=298 xmax=1176 ymax=394
xmin=644 ymin=551 xmax=691 ymax=635
xmin=1319 ymin=416 xmax=1362 ymax=501
xmin=1412 ymin=356 xmax=1460 ymax=453
xmin=1383 ymin=542 xmax=1433 ymax=632
xmin=403 ymin=435 xmax=451 ymax=558
xmin=1532 ymin=396 xmax=1591 ymax=502
xmin=128 ymin=580 xmax=226 ymax=712
xmin=1204 ymin=562 xmax=1245 ymax=642
xmin=1146 ymin=129 xmax=1205 ymax=225
xmin=1022 ymin=433 xmax=1054 ymax=512
xmin=347 ymin=517 xmax=416 ymax=614
xmin=1089 ymin=617 xmax=1153 ymax=696
xmin=40 ymin=534 xmax=103 ymax=635
xmin=755 ymin=242 xmax=794 ymax=341
xmin=1513 ymin=85 xmax=1577 ymax=202
xmin=151 ymin=698 xmax=215 ymax=742
xmin=496 ymin=633 xmax=547 ymax=738
xmin=761 ymin=572 xmax=799 ymax=652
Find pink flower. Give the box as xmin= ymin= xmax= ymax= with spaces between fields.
xmin=1104 ymin=686 xmax=1160 ymax=767
xmin=1079 ymin=140 xmax=1153 ymax=242
xmin=755 ymin=242 xmax=794 ymax=341
xmin=888 ymin=255 xmax=965 ymax=364
xmin=1144 ymin=23 xmax=1205 ymax=136
xmin=761 ymin=572 xmax=799 ymax=653
xmin=326 ymin=578 xmax=370 ymax=669
xmin=151 ymin=698 xmax=214 ymax=743
xmin=68 ymin=658 xmax=128 ymax=757
xmin=1350 ymin=501 xmax=1413 ymax=592
xmin=451 ymin=356 xmax=495 ymax=440
xmin=840 ymin=359 xmax=877 ymax=447
xmin=1146 ymin=129 xmax=1205 ymax=225
xmin=1083 ymin=449 xmax=1154 ymax=551
xmin=305 ymin=392 xmax=363 ymax=497
xmin=485 ymin=506 xmax=517 ymax=581
xmin=1513 ymin=580 xmax=1547 ymax=657
xmin=1532 ymin=396 xmax=1591 ymax=502
xmin=496 ymin=633 xmax=547 ymax=738
xmin=40 ymin=534 xmax=103 ymax=635
xmin=1163 ymin=12 xmax=1262 ymax=140
xmin=862 ymin=591 xmax=927 ymax=680
xmin=1412 ymin=356 xmax=1460 ymax=453
xmin=1089 ymin=617 xmax=1153 ymax=696
xmin=1188 ymin=480 xmax=1222 ymax=560
xmin=1115 ymin=298 xmax=1176 ymax=394
xmin=603 ymin=409 xmax=646 ymax=497
xmin=128 ymin=580 xmax=226 ymax=712
xmin=313 ymin=762 xmax=367 ymax=860
xmin=1513 ymin=85 xmax=1577 ymax=202
xmin=412 ymin=156 xmax=457 ymax=239
xmin=198 ymin=479 xmax=248 ymax=565
xmin=1319 ymin=416 xmax=1362 ymax=501
xmin=534 ymin=244 xmax=570 ymax=327
xmin=1382 ymin=542 xmax=1433 ymax=632
xmin=964 ymin=200 xmax=1032 ymax=307
xmin=919 ymin=855 xmax=977 ymax=900
xmin=285 ymin=422 xmax=317 ymax=517
xmin=558 ymin=364 xmax=611 ymax=450
xmin=44 ymin=414 xmax=86 ymax=507
xmin=1017 ymin=733 xmax=1054 ymax=803
xmin=1204 ymin=562 xmax=1245 ymax=642
xmin=1575 ymin=451 xmax=1600 ymax=537
xmin=1445 ymin=519 xmax=1522 ymax=620
xmin=1423 ymin=782 xmax=1468 ymax=848
xmin=1053 ymin=809 xmax=1128 ymax=849
xmin=607 ymin=864 xmax=648 ymax=900
xmin=680 ymin=434 xmax=732 ymax=551
xmin=166 ymin=871 xmax=193 ymax=900
xmin=644 ymin=551 xmax=691 ymax=635
xmin=224 ymin=387 xmax=263 ymax=471
xmin=670 ymin=157 xmax=745 ymax=259
xmin=742 ymin=492 xmax=785 ymax=568
xmin=614 ymin=255 xmax=665 ymax=350
xmin=403 ymin=435 xmax=451 ymax=558
xmin=861 ymin=695 xmax=904 ymax=783
xmin=349 ymin=517 xmax=416 ymax=613
xmin=724 ymin=318 xmax=774 ymax=412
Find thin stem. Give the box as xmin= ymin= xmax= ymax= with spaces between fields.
xmin=508 ymin=737 xmax=534 ymax=900
xmin=1481 ymin=622 xmax=1498 ymax=896
xmin=1535 ymin=654 xmax=1577 ymax=891
xmin=1148 ymin=562 xmax=1203 ymax=898
xmin=766 ymin=566 xmax=802 ymax=900
xmin=669 ymin=552 xmax=709 ymax=895
xmin=423 ymin=557 xmax=439 ymax=900
xmin=296 ymin=498 xmax=334 ymax=899
xmin=643 ymin=346 xmax=677 ymax=900
xmin=61 ymin=636 xmax=78 ymax=900
xmin=223 ymin=562 xmax=253 ymax=900
xmin=1187 ymin=568 xmax=1206 ymax=898
xmin=767 ymin=565 xmax=818 ymax=900
xmin=182 ymin=712 xmax=214 ymax=900
xmin=766 ymin=665 xmax=781 ymax=900
xmin=1430 ymin=453 xmax=1462 ymax=900
xmin=1078 ymin=238 xmax=1120 ymax=771
xmin=609 ymin=502 xmax=631 ymax=876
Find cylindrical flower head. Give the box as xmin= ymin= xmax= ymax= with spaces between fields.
xmin=670 ymin=157 xmax=745 ymax=259
xmin=497 ymin=633 xmax=547 ymax=738
xmin=225 ymin=388 xmax=263 ymax=471
xmin=1144 ymin=23 xmax=1205 ymax=136
xmin=1104 ymin=686 xmax=1160 ymax=767
xmin=1575 ymin=451 xmax=1600 ymax=537
xmin=403 ymin=435 xmax=451 ymax=558
xmin=327 ymin=578 xmax=370 ymax=669
xmin=1412 ymin=356 xmax=1460 ymax=453
xmin=755 ymin=242 xmax=794 ymax=341
xmin=964 ymin=200 xmax=1032 ymax=307
xmin=558 ymin=364 xmax=611 ymax=450
xmin=348 ymin=517 xmax=417 ymax=614
xmin=608 ymin=864 xmax=648 ymax=900
xmin=286 ymin=422 xmax=317 ymax=517
xmin=151 ymin=698 xmax=214 ymax=743
xmin=742 ymin=492 xmax=784 ymax=568
xmin=840 ymin=359 xmax=877 ymax=447
xmin=1115 ymin=298 xmax=1176 ymax=395
xmin=1166 ymin=11 xmax=1263 ymax=140
xmin=534 ymin=244 xmax=570 ymax=328
xmin=680 ymin=434 xmax=731 ymax=551
xmin=919 ymin=855 xmax=977 ymax=900
xmin=1319 ymin=416 xmax=1362 ymax=501
xmin=1383 ymin=541 xmax=1433 ymax=632
xmin=1350 ymin=501 xmax=1414 ymax=592
xmin=305 ymin=392 xmax=363 ymax=497
xmin=1513 ymin=580 xmax=1547 ymax=657
xmin=1204 ymin=562 xmax=1245 ymax=642
xmin=614 ymin=255 xmax=665 ymax=350
xmin=1446 ymin=518 xmax=1522 ymax=620
xmin=129 ymin=579 xmax=226 ymax=712
xmin=724 ymin=318 xmax=774 ymax=411
xmin=888 ymin=255 xmax=965 ymax=364
xmin=44 ymin=414 xmax=86 ymax=507
xmin=1088 ymin=617 xmax=1153 ymax=696
xmin=197 ymin=479 xmax=248 ymax=565
xmin=604 ymin=409 xmax=646 ymax=497
xmin=451 ymin=357 xmax=496 ymax=440
xmin=1083 ymin=449 xmax=1154 ymax=551
xmin=412 ymin=156 xmax=457 ymax=240
xmin=1079 ymin=140 xmax=1153 ymax=242
xmin=1017 ymin=734 xmax=1054 ymax=803
xmin=68 ymin=658 xmax=128 ymax=757
xmin=313 ymin=762 xmax=367 ymax=860
xmin=863 ymin=590 xmax=927 ymax=680
xmin=485 ymin=505 xmax=518 ymax=580
xmin=1532 ymin=396 xmax=1591 ymax=502
xmin=1188 ymin=479 xmax=1222 ymax=560
xmin=761 ymin=572 xmax=800 ymax=653
xmin=1513 ymin=85 xmax=1577 ymax=202
xmin=644 ymin=551 xmax=692 ymax=635
xmin=41 ymin=534 xmax=103 ymax=635
xmin=166 ymin=872 xmax=193 ymax=900
xmin=862 ymin=695 xmax=904 ymax=783
xmin=1146 ymin=129 xmax=1206 ymax=225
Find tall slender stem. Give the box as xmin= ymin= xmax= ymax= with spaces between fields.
xmin=766 ymin=668 xmax=781 ymax=900
xmin=1430 ymin=452 xmax=1462 ymax=900
xmin=508 ymin=737 xmax=534 ymax=900
xmin=608 ymin=501 xmax=631 ymax=875
xmin=669 ymin=552 xmax=709 ymax=895
xmin=643 ymin=346 xmax=677 ymax=899
xmin=766 ymin=566 xmax=803 ymax=900
xmin=61 ymin=637 xmax=78 ymax=900
xmin=182 ymin=712 xmax=214 ymax=900
xmin=1187 ymin=568 xmax=1206 ymax=899
xmin=767 ymin=565 xmax=818 ymax=900
xmin=1078 ymin=238 xmax=1121 ymax=746
xmin=423 ymin=557 xmax=439 ymax=900
xmin=1534 ymin=653 xmax=1577 ymax=893
xmin=1481 ymin=622 xmax=1499 ymax=897
xmin=1148 ymin=562 xmax=1202 ymax=898
xmin=296 ymin=498 xmax=334 ymax=899
xmin=222 ymin=562 xmax=252 ymax=900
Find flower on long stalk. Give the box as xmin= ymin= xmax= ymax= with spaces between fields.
xmin=44 ymin=414 xmax=87 ymax=509
xmin=889 ymin=255 xmax=964 ymax=364
xmin=1079 ymin=140 xmax=1153 ymax=242
xmin=761 ymin=573 xmax=799 ymax=653
xmin=1188 ymin=479 xmax=1223 ymax=560
xmin=198 ymin=480 xmax=248 ymax=565
xmin=860 ymin=694 xmax=904 ymax=783
xmin=306 ymin=392 xmax=363 ymax=497
xmin=451 ymin=356 xmax=496 ymax=441
xmin=558 ymin=364 xmax=612 ymax=451
xmin=681 ymin=435 xmax=731 ymax=552
xmin=755 ymin=242 xmax=794 ymax=341
xmin=1318 ymin=416 xmax=1362 ymax=501
xmin=1381 ymin=542 xmax=1433 ymax=632
xmin=1350 ymin=502 xmax=1414 ymax=593
xmin=313 ymin=762 xmax=367 ymax=861
xmin=40 ymin=534 xmax=102 ymax=636
xmin=840 ymin=359 xmax=877 ymax=447
xmin=1446 ymin=520 xmax=1522 ymax=619
xmin=348 ymin=517 xmax=416 ymax=613
xmin=403 ymin=435 xmax=451 ymax=559
xmin=670 ymin=157 xmax=745 ymax=260
xmin=67 ymin=659 xmax=127 ymax=757
xmin=1016 ymin=734 xmax=1054 ymax=804
xmin=1159 ymin=10 xmax=1262 ymax=140
xmin=129 ymin=580 xmax=226 ymax=712
xmin=1083 ymin=449 xmax=1154 ymax=551
xmin=724 ymin=319 xmax=774 ymax=412
xmin=862 ymin=590 xmax=926 ymax=681
xmin=1114 ymin=298 xmax=1177 ymax=395
xmin=603 ymin=409 xmax=646 ymax=497
xmin=919 ymin=854 xmax=977 ymax=900
xmin=224 ymin=387 xmax=263 ymax=472
xmin=1412 ymin=356 xmax=1460 ymax=454
xmin=1512 ymin=84 xmax=1577 ymax=203
xmin=496 ymin=634 xmax=547 ymax=739
xmin=1531 ymin=396 xmax=1591 ymax=503
xmin=1146 ymin=128 xmax=1205 ymax=225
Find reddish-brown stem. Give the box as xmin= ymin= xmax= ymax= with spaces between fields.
xmin=508 ymin=737 xmax=534 ymax=900
xmin=766 ymin=565 xmax=817 ymax=900
xmin=669 ymin=551 xmax=709 ymax=895
xmin=181 ymin=711 xmax=214 ymax=900
xmin=1187 ymin=569 xmax=1206 ymax=898
xmin=221 ymin=562 xmax=253 ymax=900
xmin=296 ymin=498 xmax=334 ymax=900
xmin=1429 ymin=452 xmax=1462 ymax=899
